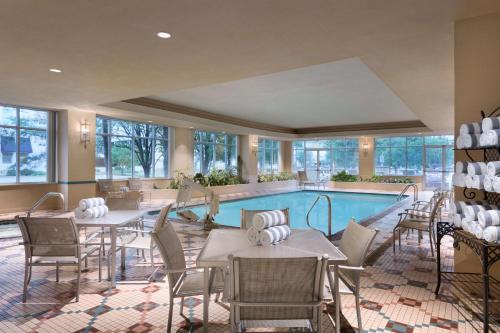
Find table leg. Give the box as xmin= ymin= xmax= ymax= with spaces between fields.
xmin=110 ymin=227 xmax=117 ymax=288
xmin=327 ymin=266 xmax=341 ymax=333
xmin=203 ymin=267 xmax=210 ymax=333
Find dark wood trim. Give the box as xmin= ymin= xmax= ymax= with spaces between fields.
xmin=123 ymin=97 xmax=427 ymax=135
xmin=124 ymin=97 xmax=296 ymax=134
xmin=295 ymin=120 xmax=427 ymax=134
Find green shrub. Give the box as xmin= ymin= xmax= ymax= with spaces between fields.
xmin=331 ymin=170 xmax=358 ymax=182
xmin=258 ymin=172 xmax=295 ymax=183
xmin=362 ymin=175 xmax=414 ymax=184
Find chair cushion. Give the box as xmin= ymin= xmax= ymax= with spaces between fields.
xmin=32 ymin=245 xmax=99 ymax=264
xmin=399 ymin=219 xmax=430 ymax=231
xmin=177 ymin=269 xmax=225 ymax=297
xmin=122 ymin=236 xmax=152 ymax=250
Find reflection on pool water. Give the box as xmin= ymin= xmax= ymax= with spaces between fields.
xmin=170 ymin=190 xmax=399 ymax=234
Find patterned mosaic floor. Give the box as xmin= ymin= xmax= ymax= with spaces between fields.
xmin=0 ymin=198 xmax=497 ymax=332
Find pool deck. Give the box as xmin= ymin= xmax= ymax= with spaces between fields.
xmin=0 ymin=188 xmax=495 ymax=332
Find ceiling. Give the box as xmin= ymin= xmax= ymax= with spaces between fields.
xmin=2 ymin=1 xmax=500 ymax=135
xmin=149 ymin=58 xmax=418 ymax=129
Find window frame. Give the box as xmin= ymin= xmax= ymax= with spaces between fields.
xmin=95 ymin=116 xmax=170 ymax=180
xmin=0 ymin=104 xmax=56 ymax=185
xmin=258 ymin=138 xmax=280 ymax=174
xmin=292 ymin=138 xmax=359 ymax=177
xmin=193 ymin=130 xmax=238 ymax=174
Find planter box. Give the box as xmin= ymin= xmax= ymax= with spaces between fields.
xmin=143 ymin=180 xmax=299 ymax=201
xmin=328 ymin=181 xmax=422 ymax=193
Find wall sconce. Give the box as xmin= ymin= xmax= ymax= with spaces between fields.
xmin=362 ymin=143 xmax=369 ymax=154
xmin=80 ymin=119 xmax=90 ymax=149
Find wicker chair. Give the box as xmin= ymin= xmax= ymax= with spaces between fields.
xmin=393 ymin=195 xmax=445 ymax=257
xmin=228 ymin=255 xmax=328 ymax=333
xmin=152 ymin=217 xmax=225 ymax=332
xmin=17 ymin=216 xmax=101 ymax=302
xmin=240 ymin=208 xmax=290 ymax=229
xmin=328 ymin=219 xmax=378 ymax=332
xmin=117 ymin=204 xmax=172 ymax=280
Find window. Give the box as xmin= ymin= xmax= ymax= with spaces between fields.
xmin=374 ymin=135 xmax=453 ymax=176
xmin=194 ymin=130 xmax=238 ymax=174
xmin=0 ymin=105 xmax=54 ymax=184
xmin=292 ymin=139 xmax=359 ymax=180
xmin=258 ymin=138 xmax=280 ymax=174
xmin=95 ymin=116 xmax=169 ymax=179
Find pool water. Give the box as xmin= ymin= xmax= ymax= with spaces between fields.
xmin=173 ymin=190 xmax=399 ymax=234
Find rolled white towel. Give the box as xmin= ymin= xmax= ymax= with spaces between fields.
xmin=82 ymin=205 xmax=109 ymax=219
xmin=467 ymin=162 xmax=487 ymax=175
xmin=464 ymin=204 xmax=500 ymax=220
xmin=482 ymin=117 xmax=500 ymax=132
xmin=469 ymin=221 xmax=484 ymax=239
xmin=460 ymin=122 xmax=482 ymax=135
xmin=486 ymin=129 xmax=500 ymax=146
xmin=74 ymin=207 xmax=85 ymax=219
xmin=487 ymin=161 xmax=500 ymax=177
xmin=247 ymin=227 xmax=261 ymax=245
xmin=484 ymin=175 xmax=494 ymax=192
xmin=471 ymin=174 xmax=485 ymax=189
xmin=478 ymin=210 xmax=500 ymax=228
xmin=465 ymin=174 xmax=475 ymax=188
xmin=79 ymin=197 xmax=105 ymax=210
xmin=456 ymin=136 xmax=464 ymax=149
xmin=461 ymin=219 xmax=472 ymax=232
xmin=451 ymin=201 xmax=486 ymax=215
xmin=452 ymin=213 xmax=465 ymax=228
xmin=461 ymin=133 xmax=481 ymax=148
xmin=493 ymin=176 xmax=500 ymax=192
xmin=483 ymin=226 xmax=500 ymax=243
xmin=252 ymin=210 xmax=287 ymax=230
xmin=480 ymin=133 xmax=490 ymax=147
xmin=452 ymin=173 xmax=467 ymax=187
xmin=455 ymin=161 xmax=469 ymax=174
xmin=260 ymin=225 xmax=292 ymax=246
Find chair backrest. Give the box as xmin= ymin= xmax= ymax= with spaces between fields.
xmin=240 ymin=208 xmax=290 ymax=229
xmin=128 ymin=178 xmax=143 ymax=191
xmin=297 ymin=170 xmax=308 ymax=182
xmin=229 ymin=255 xmax=328 ymax=321
xmin=17 ymin=216 xmax=79 ymax=257
xmin=429 ymin=195 xmax=445 ymax=224
xmin=152 ymin=204 xmax=173 ymax=232
xmin=105 ymin=191 xmax=141 ymax=210
xmin=339 ymin=219 xmax=377 ymax=268
xmin=151 ymin=218 xmax=186 ymax=291
xmin=98 ymin=179 xmax=115 ymax=193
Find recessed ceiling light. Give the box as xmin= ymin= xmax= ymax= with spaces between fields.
xmin=189 ymin=126 xmax=194 ymax=129
xmin=49 ymin=68 xmax=62 ymax=73
xmin=418 ymin=132 xmax=422 ymax=135
xmin=157 ymin=32 xmax=172 ymax=39
xmin=147 ymin=120 xmax=153 ymax=123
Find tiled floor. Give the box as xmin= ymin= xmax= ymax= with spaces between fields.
xmin=0 ymin=194 xmax=497 ymax=332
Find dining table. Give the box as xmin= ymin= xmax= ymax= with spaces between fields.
xmin=196 ymin=228 xmax=348 ymax=333
xmin=57 ymin=208 xmax=154 ymax=288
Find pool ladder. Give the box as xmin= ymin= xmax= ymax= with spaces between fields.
xmin=306 ymin=194 xmax=333 ymax=241
xmin=27 ymin=192 xmax=66 ymax=217
xmin=396 ymin=184 xmax=418 ymax=202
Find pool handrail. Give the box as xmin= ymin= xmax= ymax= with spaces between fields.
xmin=397 ymin=184 xmax=418 ymax=202
xmin=306 ymin=194 xmax=333 ymax=240
xmin=27 ymin=192 xmax=66 ymax=218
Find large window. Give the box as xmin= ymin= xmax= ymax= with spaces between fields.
xmin=258 ymin=138 xmax=280 ymax=174
xmin=96 ymin=116 xmax=169 ymax=179
xmin=0 ymin=105 xmax=54 ymax=184
xmin=374 ymin=135 xmax=454 ymax=189
xmin=292 ymin=139 xmax=359 ymax=180
xmin=194 ymin=130 xmax=238 ymax=174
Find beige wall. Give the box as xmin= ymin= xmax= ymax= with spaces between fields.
xmin=454 ymin=11 xmax=500 ymax=277
xmin=280 ymin=141 xmax=292 ymax=173
xmin=171 ymin=127 xmax=194 ymax=176
xmin=358 ymin=136 xmax=374 ymax=179
xmin=239 ymin=135 xmax=258 ymax=183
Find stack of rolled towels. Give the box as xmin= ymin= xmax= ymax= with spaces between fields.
xmin=75 ymin=197 xmax=109 ymax=219
xmin=453 ymin=160 xmax=500 ymax=192
xmin=449 ymin=200 xmax=500 ymax=243
xmin=247 ymin=210 xmax=292 ymax=246
xmin=456 ymin=117 xmax=500 ymax=149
